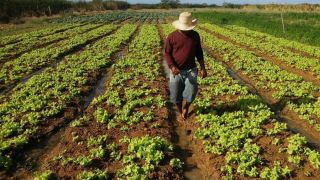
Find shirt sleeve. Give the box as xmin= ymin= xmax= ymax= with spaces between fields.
xmin=195 ymin=32 xmax=204 ymax=65
xmin=164 ymin=34 xmax=175 ymax=68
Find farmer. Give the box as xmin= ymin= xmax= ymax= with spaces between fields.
xmin=164 ymin=12 xmax=207 ymax=121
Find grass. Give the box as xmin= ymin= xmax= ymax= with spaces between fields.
xmin=194 ymin=11 xmax=320 ymax=47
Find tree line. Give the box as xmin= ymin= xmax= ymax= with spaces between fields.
xmin=0 ymin=0 xmax=130 ymax=23
xmin=0 ymin=0 xmax=220 ymax=23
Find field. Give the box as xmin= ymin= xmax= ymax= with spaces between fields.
xmin=193 ymin=11 xmax=320 ymax=47
xmin=0 ymin=11 xmax=320 ymax=179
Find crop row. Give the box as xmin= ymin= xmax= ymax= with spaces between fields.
xmin=33 ymin=24 xmax=182 ymax=179
xmin=196 ymin=54 xmax=320 ymax=179
xmin=0 ymin=24 xmax=117 ymax=91
xmin=226 ymin=25 xmax=320 ymax=59
xmin=0 ymin=24 xmax=78 ymax=47
xmin=161 ymin=24 xmax=320 ymax=179
xmin=195 ymin=26 xmax=320 ymax=137
xmin=200 ymin=23 xmax=320 ymax=79
xmin=50 ymin=12 xmax=177 ymax=24
xmin=0 ymin=23 xmax=99 ymax=62
xmin=0 ymin=23 xmax=137 ymax=170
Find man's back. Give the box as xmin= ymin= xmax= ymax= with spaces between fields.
xmin=165 ymin=30 xmax=203 ymax=70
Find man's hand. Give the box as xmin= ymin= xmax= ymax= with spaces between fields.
xmin=200 ymin=68 xmax=207 ymax=78
xmin=171 ymin=66 xmax=180 ymax=76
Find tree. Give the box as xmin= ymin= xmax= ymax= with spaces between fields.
xmin=161 ymin=0 xmax=180 ymax=9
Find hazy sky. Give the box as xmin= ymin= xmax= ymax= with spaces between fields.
xmin=126 ymin=0 xmax=320 ymax=4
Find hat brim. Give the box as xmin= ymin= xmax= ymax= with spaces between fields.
xmin=172 ymin=19 xmax=198 ymax=31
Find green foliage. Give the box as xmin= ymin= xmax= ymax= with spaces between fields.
xmin=94 ymin=108 xmax=110 ymax=124
xmin=271 ymin=138 xmax=280 ymax=145
xmin=118 ymin=136 xmax=175 ymax=179
xmin=126 ymin=136 xmax=173 ymax=165
xmin=286 ymin=134 xmax=307 ymax=155
xmin=0 ymin=153 xmax=12 ymax=169
xmin=194 ymin=11 xmax=320 ymax=47
xmin=2 ymin=0 xmax=72 ymax=20
xmin=260 ymin=161 xmax=291 ymax=180
xmin=267 ymin=122 xmax=287 ymax=136
xmin=0 ymin=24 xmax=137 ymax=165
xmin=77 ymin=169 xmax=109 ymax=180
xmin=89 ymin=146 xmax=106 ymax=159
xmin=34 ymin=170 xmax=54 ymax=180
xmin=161 ymin=23 xmax=320 ymax=179
xmin=284 ymin=134 xmax=320 ymax=167
xmin=225 ymin=140 xmax=262 ymax=177
xmin=305 ymin=149 xmax=320 ymax=169
xmin=87 ymin=135 xmax=108 ymax=147
xmin=197 ymin=22 xmax=320 ymax=134
xmin=170 ymin=158 xmax=183 ymax=170
xmin=151 ymin=122 xmax=161 ymax=128
xmin=70 ymin=115 xmax=90 ymax=127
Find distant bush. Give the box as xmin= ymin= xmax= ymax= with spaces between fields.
xmin=73 ymin=0 xmax=130 ymax=11
xmin=0 ymin=0 xmax=72 ymax=22
xmin=242 ymin=4 xmax=320 ymax=12
xmin=0 ymin=0 xmax=130 ymax=23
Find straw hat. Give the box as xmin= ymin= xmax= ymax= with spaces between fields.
xmin=172 ymin=12 xmax=198 ymax=31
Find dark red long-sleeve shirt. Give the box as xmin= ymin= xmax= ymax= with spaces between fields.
xmin=164 ymin=30 xmax=204 ymax=70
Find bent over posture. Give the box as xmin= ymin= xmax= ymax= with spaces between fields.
xmin=164 ymin=12 xmax=207 ymax=121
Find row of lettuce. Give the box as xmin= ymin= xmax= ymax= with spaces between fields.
xmin=0 ymin=24 xmax=119 ymax=91
xmin=200 ymin=23 xmax=320 ymax=78
xmin=0 ymin=23 xmax=88 ymax=62
xmin=0 ymin=24 xmax=137 ymax=170
xmin=226 ymin=25 xmax=320 ymax=59
xmin=197 ymin=23 xmax=320 ymax=137
xmin=49 ymin=12 xmax=177 ymax=24
xmin=0 ymin=12 xmax=132 ymax=48
xmin=0 ymin=24 xmax=77 ymax=47
xmin=162 ymin=24 xmax=320 ymax=179
xmin=34 ymin=24 xmax=182 ymax=179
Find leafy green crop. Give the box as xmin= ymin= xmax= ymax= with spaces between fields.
xmin=34 ymin=170 xmax=54 ymax=180
xmin=0 ymin=23 xmax=138 ymax=169
xmin=260 ymin=161 xmax=291 ymax=180
xmin=170 ymin=158 xmax=184 ymax=170
xmin=118 ymin=136 xmax=176 ymax=179
xmin=77 ymin=169 xmax=109 ymax=180
xmin=94 ymin=108 xmax=110 ymax=124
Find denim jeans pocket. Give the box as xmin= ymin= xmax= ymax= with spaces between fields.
xmin=188 ymin=68 xmax=198 ymax=84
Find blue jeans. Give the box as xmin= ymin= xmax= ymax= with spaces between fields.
xmin=169 ymin=67 xmax=198 ymax=104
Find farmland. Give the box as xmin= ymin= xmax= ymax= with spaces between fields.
xmin=0 ymin=11 xmax=320 ymax=179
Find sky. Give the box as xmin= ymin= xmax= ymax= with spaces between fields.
xmin=125 ymin=0 xmax=320 ymax=5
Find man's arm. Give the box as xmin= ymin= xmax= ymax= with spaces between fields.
xmin=196 ymin=33 xmax=207 ymax=78
xmin=164 ymin=35 xmax=180 ymax=75
xmin=164 ymin=35 xmax=175 ymax=69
